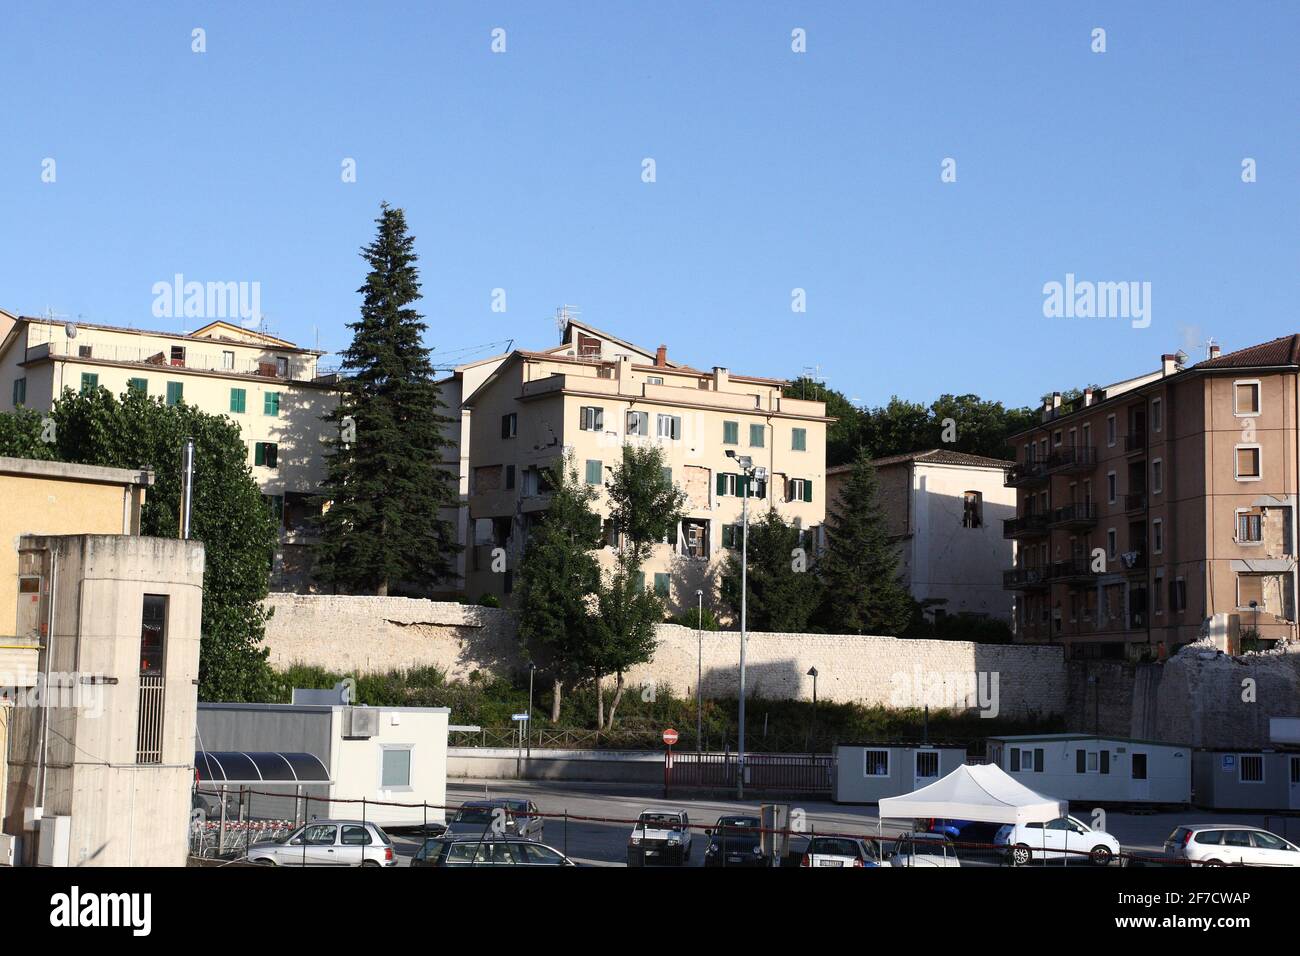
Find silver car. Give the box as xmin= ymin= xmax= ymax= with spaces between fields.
xmin=247 ymin=819 xmax=397 ymax=867
xmin=412 ymin=834 xmax=577 ymax=867
xmin=444 ymin=799 xmax=544 ymax=842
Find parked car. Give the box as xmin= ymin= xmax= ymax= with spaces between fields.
xmin=887 ymin=831 xmax=960 ymax=867
xmin=627 ymin=809 xmax=693 ymax=866
xmin=411 ymin=834 xmax=577 ymax=867
xmin=800 ymin=835 xmax=880 ymax=868
xmin=926 ymin=818 xmax=1004 ymax=848
xmin=246 ymin=819 xmax=397 ymax=867
xmin=1164 ymin=825 xmax=1300 ymax=867
xmin=996 ymin=816 xmax=1120 ymax=866
xmin=703 ymin=815 xmax=767 ymax=868
xmin=444 ymin=799 xmax=544 ymax=842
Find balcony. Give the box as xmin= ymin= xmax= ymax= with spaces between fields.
xmin=1004 ymin=461 xmax=1048 ymax=487
xmin=1118 ymin=550 xmax=1147 ymax=573
xmin=1003 ymin=566 xmax=1049 ymax=590
xmin=1050 ymin=557 xmax=1094 ymax=583
xmin=1049 ymin=501 xmax=1098 ymax=529
xmin=1124 ymin=432 xmax=1147 ymax=454
xmin=1123 ymin=492 xmax=1147 ymax=513
xmin=1003 ymin=513 xmax=1050 ymax=539
xmin=1044 ymin=444 xmax=1096 ymax=475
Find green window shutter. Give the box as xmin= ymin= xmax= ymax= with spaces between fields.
xmin=80 ymin=372 xmax=98 ymax=393
xmin=265 ymin=443 xmax=278 ymax=468
xmin=716 ymin=473 xmax=727 ymax=496
xmin=750 ymin=424 xmax=764 ymax=447
xmin=167 ymin=381 xmax=183 ymax=406
xmin=662 ymin=466 xmax=672 ymax=485
xmin=792 ymin=428 xmax=806 ymax=451
xmin=254 ymin=443 xmax=265 ymax=466
xmin=230 ymin=388 xmax=245 ymax=413
xmin=264 ymin=391 xmax=280 ymax=416
xmin=654 ymin=573 xmax=670 ymax=597
xmin=738 ymin=475 xmax=751 ymax=498
xmin=633 ymin=572 xmax=645 ymax=591
xmin=803 ymin=479 xmax=813 ymax=503
xmin=724 ymin=421 xmax=738 ymax=444
xmin=586 ymin=459 xmax=603 ymax=485
xmin=128 ymin=377 xmax=148 ymax=397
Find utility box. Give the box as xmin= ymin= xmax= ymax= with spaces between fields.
xmin=0 ymin=833 xmax=19 ymax=866
xmin=37 ymin=815 xmax=70 ymax=867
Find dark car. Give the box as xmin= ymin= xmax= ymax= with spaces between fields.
xmin=445 ymin=799 xmax=544 ymax=842
xmin=927 ymin=818 xmax=1004 ymax=849
xmin=411 ymin=834 xmax=576 ymax=867
xmin=703 ymin=815 xmax=768 ymax=868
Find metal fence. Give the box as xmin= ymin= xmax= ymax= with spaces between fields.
xmin=449 ymin=726 xmax=848 ymax=754
xmin=667 ymin=752 xmax=835 ymax=794
xmin=136 ymin=674 xmax=165 ymax=763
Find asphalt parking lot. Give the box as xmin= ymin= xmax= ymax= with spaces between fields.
xmin=384 ymin=779 xmax=1300 ymax=868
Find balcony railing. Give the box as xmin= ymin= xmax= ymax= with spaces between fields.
xmin=1124 ymin=492 xmax=1147 ymax=512
xmin=1003 ymin=567 xmax=1049 ymax=590
xmin=1049 ymin=501 xmax=1098 ymax=528
xmin=137 ymin=673 xmax=166 ymax=764
xmin=1044 ymin=444 xmax=1096 ymax=475
xmin=1003 ymin=514 xmax=1049 ymax=538
xmin=1004 ymin=461 xmax=1048 ymax=487
xmin=28 ymin=340 xmax=317 ymax=382
xmin=1049 ymin=557 xmax=1094 ymax=582
xmin=1124 ymin=432 xmax=1147 ymax=453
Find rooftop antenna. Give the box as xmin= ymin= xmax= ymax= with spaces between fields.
xmin=1204 ymin=336 xmax=1218 ymax=359
xmin=800 ymin=364 xmax=824 ymax=400
xmin=554 ymin=305 xmax=579 ymax=343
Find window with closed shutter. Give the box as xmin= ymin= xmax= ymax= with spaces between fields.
xmin=586 ymin=459 xmax=603 ymax=485
xmin=723 ymin=421 xmax=738 ymax=445
xmin=264 ymin=391 xmax=280 ymax=417
xmin=749 ymin=423 xmax=764 ymax=447
xmin=230 ymin=388 xmax=246 ymax=413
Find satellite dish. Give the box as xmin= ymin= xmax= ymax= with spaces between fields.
xmin=65 ymin=322 xmax=78 ymax=339
xmin=1175 ymin=350 xmax=1189 ymax=366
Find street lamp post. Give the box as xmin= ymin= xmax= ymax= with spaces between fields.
xmin=726 ymin=450 xmax=766 ymax=800
xmin=695 ymin=589 xmax=704 ymax=753
xmin=807 ymin=666 xmax=819 ymax=747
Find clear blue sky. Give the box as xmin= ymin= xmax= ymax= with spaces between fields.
xmin=2 ymin=2 xmax=1296 ymax=408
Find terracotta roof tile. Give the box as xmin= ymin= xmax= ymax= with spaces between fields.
xmin=1194 ymin=334 xmax=1300 ymax=370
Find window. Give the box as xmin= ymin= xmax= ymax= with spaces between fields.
xmin=1075 ymin=749 xmax=1086 ymax=773
xmin=230 ymin=387 xmax=246 ymax=413
xmin=1010 ymin=749 xmax=1021 ymax=772
xmin=788 ymin=478 xmax=813 ymax=503
xmin=1106 ymin=415 xmax=1117 ymax=446
xmin=1107 ymin=528 xmax=1117 ymax=559
xmin=1235 ymin=445 xmax=1261 ymax=481
xmin=11 ymin=377 xmax=25 ymax=406
xmin=380 ymin=746 xmax=412 ymax=788
xmin=137 ymin=594 xmax=167 ymax=764
xmin=1237 ymin=509 xmax=1263 ymax=543
xmin=1239 ymin=755 xmax=1264 ymax=784
xmin=962 ymin=491 xmax=983 ymax=529
xmin=254 ymin=442 xmax=279 ymax=468
xmin=662 ymin=466 xmax=673 ymax=485
xmin=721 ymin=523 xmax=741 ymax=549
xmin=264 ymin=391 xmax=280 ymax=416
xmin=170 ymin=346 xmax=186 ymax=367
xmin=263 ymin=493 xmax=284 ymax=527
xmin=166 ymin=381 xmax=183 ymax=406
xmin=275 ymin=356 xmax=289 ymax=378
xmin=646 ymin=375 xmax=663 ymax=385
xmin=579 ymin=406 xmax=604 ymax=431
xmin=1154 ymin=570 xmax=1165 ymax=614
xmin=626 ymin=410 xmax=649 ymax=436
xmin=723 ymin=420 xmax=739 ymax=445
xmin=80 ymin=372 xmax=99 ymax=393
xmin=1152 ymin=519 xmax=1164 ymax=555
xmin=1171 ymin=576 xmax=1187 ymax=612
xmin=501 ymin=413 xmax=517 ymax=438
xmin=341 ymin=825 xmax=372 ymax=846
xmin=222 ymin=350 xmax=235 ymax=370
xmin=585 ymin=459 xmax=603 ymax=485
xmin=1107 ymin=472 xmax=1117 ymax=504
xmin=916 ymin=751 xmax=939 ymax=780
xmin=1151 ymin=398 xmax=1163 ymax=433
xmin=1151 ymin=459 xmax=1163 ymax=495
xmin=140 ymin=594 xmax=167 ymax=674
xmin=633 ymin=571 xmax=645 ymax=591
xmin=654 ymin=573 xmax=670 ymax=597
xmin=78 ymin=345 xmax=93 ymax=358
xmin=1034 ymin=748 xmax=1045 ymax=772
xmin=1234 ymin=381 xmax=1261 ymax=416
xmin=1237 ymin=574 xmax=1265 ymax=611
xmin=657 ymin=414 xmax=682 ymax=440
xmin=749 ymin=423 xmax=765 ymax=447
xmin=791 ymin=427 xmax=807 ymax=451
xmin=505 ymin=465 xmax=515 ymax=490
xmin=864 ymin=750 xmax=889 ymax=777
xmin=1082 ymin=423 xmax=1091 ymax=448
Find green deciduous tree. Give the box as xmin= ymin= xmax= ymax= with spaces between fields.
xmin=816 ymin=450 xmax=913 ymax=635
xmin=316 ymin=202 xmax=459 ymax=595
xmin=0 ymin=386 xmax=279 ymax=700
xmin=719 ymin=507 xmax=824 ymax=633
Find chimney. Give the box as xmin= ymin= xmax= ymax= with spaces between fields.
xmin=1161 ymin=353 xmax=1178 ymax=376
xmin=1209 ymin=343 xmax=1221 ymax=360
xmin=713 ymin=366 xmax=729 ymax=390
xmin=655 ymin=345 xmax=667 ymax=368
xmin=1083 ymin=386 xmax=1094 ymax=407
xmin=1052 ymin=391 xmax=1062 ymax=410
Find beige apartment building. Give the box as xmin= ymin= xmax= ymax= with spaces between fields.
xmin=0 ymin=314 xmax=340 ymax=587
xmin=1004 ymin=337 xmax=1300 ymax=660
xmin=457 ymin=320 xmax=829 ymax=610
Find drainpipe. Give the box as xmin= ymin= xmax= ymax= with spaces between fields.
xmin=35 ymin=548 xmax=57 ymax=835
xmin=179 ymin=437 xmax=195 ymax=539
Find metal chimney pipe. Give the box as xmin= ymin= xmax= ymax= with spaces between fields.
xmin=180 ymin=437 xmax=195 ymax=539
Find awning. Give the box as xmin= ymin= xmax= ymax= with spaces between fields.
xmin=194 ymin=751 xmax=331 ymax=786
xmin=877 ymin=763 xmax=1066 ymax=826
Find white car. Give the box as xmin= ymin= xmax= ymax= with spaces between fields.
xmin=888 ymin=831 xmax=960 ymax=867
xmin=996 ymin=816 xmax=1120 ymax=866
xmin=247 ymin=819 xmax=397 ymax=867
xmin=627 ymin=809 xmax=693 ymax=866
xmin=1165 ymin=825 xmax=1300 ymax=867
xmin=800 ymin=836 xmax=880 ymax=868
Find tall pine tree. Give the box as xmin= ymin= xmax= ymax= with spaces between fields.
xmin=316 ymin=203 xmax=459 ymax=595
xmin=816 ymin=449 xmax=914 ymax=634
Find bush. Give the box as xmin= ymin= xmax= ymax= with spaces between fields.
xmin=665 ymin=606 xmax=721 ymax=630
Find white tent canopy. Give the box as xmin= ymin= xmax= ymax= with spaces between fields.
xmin=878 ymin=763 xmax=1067 ymax=826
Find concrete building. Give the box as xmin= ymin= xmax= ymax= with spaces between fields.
xmin=827 ymin=450 xmax=1015 ymax=625
xmin=1192 ymin=748 xmax=1300 ymax=811
xmin=832 ymin=742 xmax=968 ymax=803
xmin=456 ymin=319 xmax=829 ymax=611
xmin=3 ymin=533 xmax=205 ymax=866
xmin=987 ymin=733 xmax=1191 ymax=806
xmin=1004 ymin=337 xmax=1300 ymax=659
xmin=196 ymin=694 xmax=450 ymax=829
xmin=0 ymin=315 xmax=341 ymax=589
